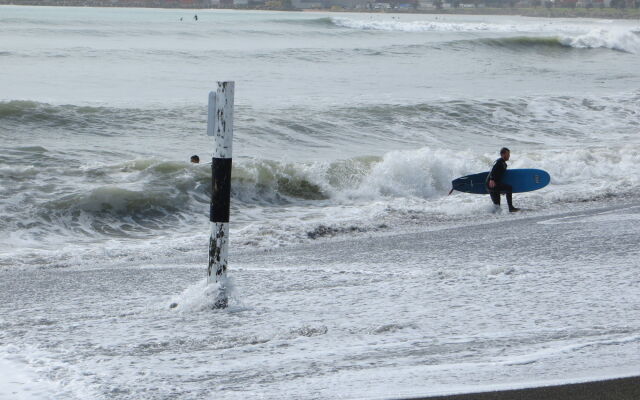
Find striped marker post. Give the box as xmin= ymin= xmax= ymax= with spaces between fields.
xmin=207 ymin=81 xmax=234 ymax=309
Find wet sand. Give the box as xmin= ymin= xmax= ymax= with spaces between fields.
xmin=404 ymin=376 xmax=640 ymax=400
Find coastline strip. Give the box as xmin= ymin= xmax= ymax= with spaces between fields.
xmin=402 ymin=376 xmax=640 ymax=400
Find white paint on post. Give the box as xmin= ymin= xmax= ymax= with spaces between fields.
xmin=214 ymin=82 xmax=234 ymax=158
xmin=207 ymin=81 xmax=234 ymax=309
xmin=209 ymin=223 xmax=229 ymax=308
xmin=206 ymin=91 xmax=217 ymax=137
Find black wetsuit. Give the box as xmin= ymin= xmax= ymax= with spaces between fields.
xmin=487 ymin=157 xmax=514 ymax=209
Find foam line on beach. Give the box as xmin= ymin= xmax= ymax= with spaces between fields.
xmin=0 ymin=354 xmax=60 ymax=399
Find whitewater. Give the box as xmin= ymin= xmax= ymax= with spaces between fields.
xmin=1 ymin=5 xmax=639 ymax=399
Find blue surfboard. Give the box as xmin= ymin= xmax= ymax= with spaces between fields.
xmin=451 ymin=169 xmax=550 ymax=194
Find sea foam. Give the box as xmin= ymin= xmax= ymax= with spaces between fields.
xmin=560 ymin=28 xmax=640 ymax=53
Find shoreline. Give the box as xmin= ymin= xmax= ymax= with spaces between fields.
xmin=1 ymin=2 xmax=639 ymax=19
xmin=403 ymin=375 xmax=640 ymax=400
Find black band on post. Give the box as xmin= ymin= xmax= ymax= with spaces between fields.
xmin=210 ymin=157 xmax=232 ymax=223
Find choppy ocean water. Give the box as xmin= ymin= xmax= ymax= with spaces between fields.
xmin=0 ymin=6 xmax=639 ymax=399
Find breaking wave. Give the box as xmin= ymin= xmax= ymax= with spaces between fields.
xmin=0 ymin=148 xmax=485 ymax=243
xmin=459 ymin=34 xmax=640 ymax=53
xmin=331 ymin=17 xmax=509 ymax=32
xmin=3 ymin=142 xmax=640 ymax=245
xmin=2 ymin=89 xmax=639 ymax=248
xmin=474 ymin=32 xmax=639 ymax=54
xmin=559 ymin=28 xmax=640 ymax=53
xmin=328 ymin=17 xmax=640 ymax=53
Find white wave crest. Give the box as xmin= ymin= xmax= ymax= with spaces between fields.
xmin=560 ymin=28 xmax=640 ymax=54
xmin=331 ymin=16 xmax=640 ymax=50
xmin=331 ymin=17 xmax=500 ymax=32
xmin=340 ymin=147 xmax=484 ymax=200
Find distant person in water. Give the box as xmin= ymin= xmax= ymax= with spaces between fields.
xmin=487 ymin=147 xmax=520 ymax=212
xmin=190 ymin=155 xmax=200 ymax=164
xmin=194 ymin=14 xmax=198 ymax=21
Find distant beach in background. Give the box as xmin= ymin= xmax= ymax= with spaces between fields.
xmin=1 ymin=0 xmax=639 ymax=19
xmin=322 ymin=7 xmax=640 ymax=19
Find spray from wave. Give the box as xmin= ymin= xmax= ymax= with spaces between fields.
xmin=560 ymin=28 xmax=640 ymax=53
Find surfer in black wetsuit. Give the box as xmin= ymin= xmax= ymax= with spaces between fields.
xmin=487 ymin=147 xmax=520 ymax=212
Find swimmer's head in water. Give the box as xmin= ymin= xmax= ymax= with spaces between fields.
xmin=190 ymin=155 xmax=200 ymax=163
